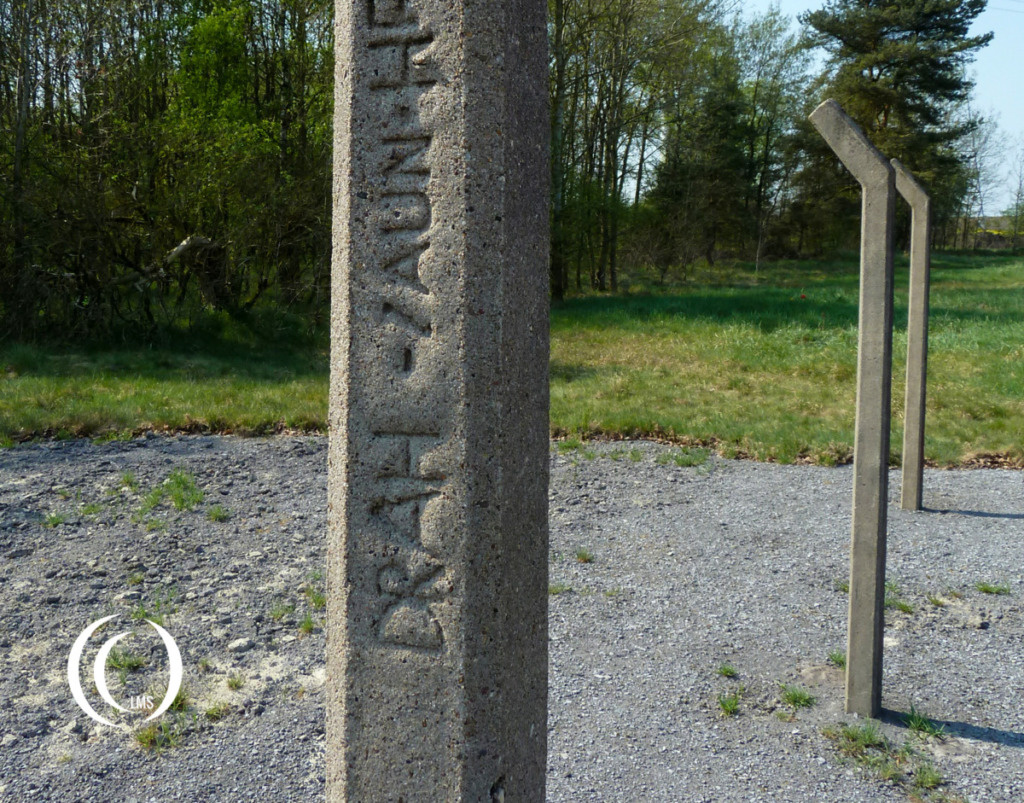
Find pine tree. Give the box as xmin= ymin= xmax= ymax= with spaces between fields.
xmin=795 ymin=0 xmax=992 ymax=246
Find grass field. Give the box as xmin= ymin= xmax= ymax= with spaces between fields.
xmin=2 ymin=253 xmax=1022 ymax=466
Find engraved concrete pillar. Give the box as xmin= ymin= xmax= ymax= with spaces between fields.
xmin=810 ymin=99 xmax=895 ymax=718
xmin=326 ymin=0 xmax=549 ymax=799
xmin=892 ymin=159 xmax=931 ymax=512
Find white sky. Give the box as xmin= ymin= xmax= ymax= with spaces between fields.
xmin=742 ymin=0 xmax=1024 ymax=210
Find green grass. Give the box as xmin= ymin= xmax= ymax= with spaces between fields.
xmin=135 ymin=720 xmax=183 ymax=751
xmin=130 ymin=587 xmax=176 ymax=627
xmin=824 ymin=721 xmax=889 ymax=758
xmin=106 ymin=647 xmax=147 ymax=672
xmin=574 ymin=548 xmax=594 ymax=564
xmin=165 ymin=469 xmax=203 ymax=510
xmin=207 ymin=505 xmax=230 ymax=522
xmin=550 ymin=254 xmax=1024 ymax=465
xmin=903 ymin=704 xmax=947 ymax=739
xmin=0 ymin=310 xmax=326 ymax=440
xmin=975 ymin=581 xmax=1011 ymax=595
xmin=205 ymin=701 xmax=232 ymax=721
xmin=3 ymin=255 xmax=1023 ymax=466
xmin=137 ymin=469 xmax=203 ymax=516
xmin=226 ymin=673 xmax=245 ymax=691
xmin=270 ymin=602 xmax=296 ymax=621
xmin=717 ymin=689 xmax=742 ymax=717
xmin=884 ymin=581 xmax=914 ymax=614
xmin=716 ymin=663 xmax=738 ymax=678
xmin=828 ymin=650 xmax=846 ymax=669
xmin=548 ymin=583 xmax=572 ymax=595
xmin=780 ymin=684 xmax=816 ymax=710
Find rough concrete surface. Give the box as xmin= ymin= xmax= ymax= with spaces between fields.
xmin=329 ymin=0 xmax=549 ymax=795
xmin=1 ymin=435 xmax=1023 ymax=802
xmin=810 ymin=98 xmax=897 ymax=718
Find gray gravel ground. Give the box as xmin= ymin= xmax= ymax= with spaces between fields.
xmin=1 ymin=435 xmax=1022 ymax=802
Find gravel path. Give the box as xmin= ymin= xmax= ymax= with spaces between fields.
xmin=1 ymin=435 xmax=1022 ymax=802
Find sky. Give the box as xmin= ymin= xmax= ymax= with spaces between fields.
xmin=744 ymin=0 xmax=1024 ymax=210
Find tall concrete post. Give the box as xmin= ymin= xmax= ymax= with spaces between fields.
xmin=327 ymin=0 xmax=549 ymax=799
xmin=810 ymin=100 xmax=896 ymax=718
xmin=892 ymin=159 xmax=931 ymax=512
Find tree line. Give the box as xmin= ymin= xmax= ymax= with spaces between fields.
xmin=0 ymin=0 xmax=996 ymax=336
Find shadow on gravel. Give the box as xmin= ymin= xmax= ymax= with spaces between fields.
xmin=882 ymin=709 xmax=1024 ymax=747
xmin=925 ymin=507 xmax=1024 ymax=521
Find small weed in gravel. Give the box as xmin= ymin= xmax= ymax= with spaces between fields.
xmin=884 ymin=582 xmax=914 ymax=613
xmin=828 ymin=650 xmax=846 ymax=669
xmin=205 ymin=702 xmax=232 ymax=721
xmin=556 ymin=438 xmax=581 ymax=454
xmin=207 ymin=505 xmax=230 ymax=522
xmin=672 ymin=447 xmax=708 ymax=467
xmin=716 ymin=663 xmax=737 ymax=678
xmin=574 ymin=548 xmax=594 ymax=564
xmin=823 ymin=720 xmax=888 ymax=759
xmin=548 ymin=583 xmax=571 ymax=595
xmin=106 ymin=647 xmax=147 ymax=682
xmin=718 ymin=689 xmax=742 ymax=717
xmin=904 ymin=705 xmax=946 ymax=739
xmin=197 ymin=657 xmax=213 ymax=674
xmin=137 ymin=468 xmax=204 ymax=515
xmin=927 ymin=594 xmax=946 ymax=607
xmin=43 ymin=513 xmax=67 ymax=528
xmin=305 ymin=588 xmax=326 ymax=609
xmin=298 ymin=613 xmax=315 ymax=634
xmin=121 ymin=472 xmax=140 ymax=492
xmin=833 ymin=578 xmax=849 ymax=594
xmin=303 ymin=572 xmax=326 ymax=609
xmin=80 ymin=502 xmax=102 ymax=516
xmin=823 ymin=720 xmax=959 ymax=799
xmin=227 ymin=673 xmax=245 ymax=691
xmin=975 ymin=581 xmax=1010 ymax=595
xmin=166 ymin=469 xmax=204 ymax=510
xmin=168 ymin=686 xmax=190 ymax=713
xmin=131 ymin=587 xmax=176 ymax=626
xmin=271 ymin=602 xmax=296 ymax=621
xmin=127 ymin=573 xmax=144 ymax=586
xmin=135 ymin=719 xmax=184 ymax=752
xmin=780 ymin=684 xmax=815 ymax=710
xmin=913 ymin=762 xmax=944 ymax=791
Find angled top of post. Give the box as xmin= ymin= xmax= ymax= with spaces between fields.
xmin=891 ymin=159 xmax=931 ymax=210
xmin=809 ymin=99 xmax=894 ymax=187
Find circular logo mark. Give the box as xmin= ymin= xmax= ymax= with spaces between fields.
xmin=67 ymin=615 xmax=183 ymax=728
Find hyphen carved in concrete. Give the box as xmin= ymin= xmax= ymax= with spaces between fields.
xmin=327 ymin=0 xmax=549 ymax=799
xmin=892 ymin=159 xmax=931 ymax=512
xmin=809 ymin=99 xmax=895 ymax=719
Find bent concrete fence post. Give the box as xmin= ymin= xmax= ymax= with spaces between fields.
xmin=326 ymin=0 xmax=550 ymax=799
xmin=892 ymin=159 xmax=931 ymax=512
xmin=809 ymin=99 xmax=895 ymax=718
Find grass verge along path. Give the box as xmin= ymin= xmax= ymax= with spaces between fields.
xmin=2 ymin=255 xmax=1022 ymax=466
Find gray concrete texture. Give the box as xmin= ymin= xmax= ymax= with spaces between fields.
xmin=809 ymin=99 xmax=895 ymax=719
xmin=327 ymin=0 xmax=550 ymax=799
xmin=892 ymin=159 xmax=932 ymax=512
